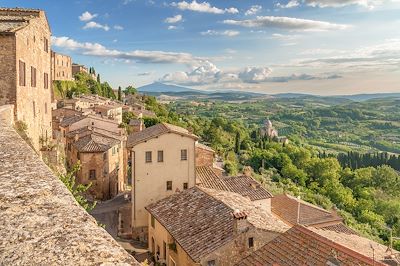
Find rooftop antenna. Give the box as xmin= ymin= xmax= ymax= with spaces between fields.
xmin=297 ymin=195 xmax=301 ymax=224
xmin=370 ymin=243 xmax=375 ymax=266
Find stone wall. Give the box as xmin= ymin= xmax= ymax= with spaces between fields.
xmin=0 ymin=105 xmax=139 ymax=265
xmin=195 ymin=146 xmax=215 ymax=167
xmin=51 ymin=51 xmax=73 ymax=81
xmin=0 ymin=35 xmax=16 ymax=107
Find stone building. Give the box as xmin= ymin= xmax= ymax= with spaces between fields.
xmin=146 ymin=187 xmax=288 ymax=266
xmin=195 ymin=142 xmax=215 ymax=167
xmin=127 ymin=123 xmax=198 ymax=240
xmin=68 ymin=129 xmax=125 ymax=200
xmin=94 ymin=105 xmax=122 ymax=123
xmin=51 ymin=51 xmax=73 ymax=81
xmin=72 ymin=63 xmax=88 ymax=75
xmin=128 ymin=119 xmax=144 ymax=133
xmin=237 ymin=225 xmax=400 ymax=266
xmin=0 ymin=8 xmax=52 ymax=151
xmin=259 ymin=119 xmax=278 ymax=139
xmin=0 ymin=104 xmax=139 ymax=265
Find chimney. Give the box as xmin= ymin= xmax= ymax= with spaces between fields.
xmin=232 ymin=209 xmax=248 ymax=233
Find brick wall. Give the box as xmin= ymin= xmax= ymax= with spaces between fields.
xmin=195 ymin=146 xmax=214 ymax=167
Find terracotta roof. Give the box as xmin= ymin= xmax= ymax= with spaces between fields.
xmin=196 ymin=166 xmax=273 ymax=201
xmin=146 ymin=187 xmax=288 ymax=263
xmin=195 ymin=142 xmax=214 ymax=152
xmin=73 ymin=133 xmax=119 ymax=153
xmin=309 ymin=227 xmax=400 ymax=263
xmin=196 ymin=166 xmax=229 ymax=191
xmin=237 ymin=225 xmax=396 ymax=266
xmin=271 ymin=194 xmax=342 ymax=226
xmin=203 ymin=188 xmax=289 ymax=233
xmin=59 ymin=115 xmax=85 ymax=127
xmin=223 ymin=175 xmax=273 ymax=201
xmin=146 ymin=187 xmax=236 ymax=263
xmin=127 ymin=122 xmax=198 ymax=147
xmin=320 ymin=223 xmax=359 ymax=235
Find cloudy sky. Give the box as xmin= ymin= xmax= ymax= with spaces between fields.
xmin=4 ymin=0 xmax=400 ymax=95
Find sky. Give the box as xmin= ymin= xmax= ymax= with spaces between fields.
xmin=2 ymin=0 xmax=400 ymax=95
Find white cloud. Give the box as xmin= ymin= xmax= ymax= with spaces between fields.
xmin=238 ymin=67 xmax=272 ymax=83
xmin=245 ymin=5 xmax=262 ymax=15
xmin=114 ymin=25 xmax=124 ymax=30
xmin=304 ymin=0 xmax=383 ymax=8
xmin=223 ymin=16 xmax=350 ymax=31
xmin=171 ymin=1 xmax=239 ymax=14
xmin=201 ymin=30 xmax=240 ymax=37
xmin=168 ymin=25 xmax=178 ymax=30
xmin=79 ymin=11 xmax=98 ymax=21
xmin=164 ymin=14 xmax=183 ymax=23
xmin=270 ymin=33 xmax=300 ymax=41
xmin=276 ymin=0 xmax=300 ymax=9
xmin=137 ymin=72 xmax=153 ymax=76
xmin=83 ymin=21 xmax=110 ymax=31
xmin=51 ymin=36 xmax=207 ymax=66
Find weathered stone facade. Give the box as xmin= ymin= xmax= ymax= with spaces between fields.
xmin=51 ymin=51 xmax=73 ymax=81
xmin=195 ymin=143 xmax=215 ymax=167
xmin=0 ymin=104 xmax=139 ymax=265
xmin=72 ymin=63 xmax=88 ymax=75
xmin=0 ymin=8 xmax=52 ymax=151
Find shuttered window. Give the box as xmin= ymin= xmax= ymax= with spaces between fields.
xmin=31 ymin=66 xmax=36 ymax=87
xmin=44 ymin=73 xmax=49 ymax=89
xmin=19 ymin=60 xmax=26 ymax=86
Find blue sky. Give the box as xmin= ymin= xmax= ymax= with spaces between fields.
xmin=2 ymin=0 xmax=400 ymax=95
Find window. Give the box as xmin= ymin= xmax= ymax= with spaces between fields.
xmin=44 ymin=37 xmax=49 ymax=52
xmin=183 ymin=183 xmax=188 ymax=190
xmin=77 ymin=152 xmax=80 ymax=160
xmin=103 ymin=152 xmax=107 ymax=160
xmin=45 ymin=102 xmax=48 ymax=114
xmin=166 ymin=181 xmax=172 ymax=191
xmin=19 ymin=60 xmax=26 ymax=86
xmin=151 ymin=215 xmax=155 ymax=228
xmin=145 ymin=151 xmax=152 ymax=163
xmin=157 ymin=150 xmax=164 ymax=162
xmin=89 ymin=169 xmax=96 ymax=180
xmin=248 ymin=237 xmax=254 ymax=248
xmin=207 ymin=260 xmax=216 ymax=266
xmin=67 ymin=143 xmax=71 ymax=151
xmin=32 ymin=101 xmax=36 ymax=117
xmin=44 ymin=73 xmax=49 ymax=89
xmin=163 ymin=241 xmax=167 ymax=259
xmin=181 ymin=149 xmax=188 ymax=161
xmin=31 ymin=66 xmax=36 ymax=87
xmin=112 ymin=147 xmax=116 ymax=155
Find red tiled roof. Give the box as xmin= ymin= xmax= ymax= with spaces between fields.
xmin=146 ymin=187 xmax=288 ymax=263
xmin=73 ymin=133 xmax=119 ymax=153
xmin=196 ymin=166 xmax=229 ymax=191
xmin=127 ymin=122 xmax=198 ymax=147
xmin=196 ymin=166 xmax=273 ymax=201
xmin=222 ymin=175 xmax=273 ymax=201
xmin=237 ymin=225 xmax=393 ymax=266
xmin=271 ymin=194 xmax=342 ymax=226
xmin=320 ymin=223 xmax=358 ymax=235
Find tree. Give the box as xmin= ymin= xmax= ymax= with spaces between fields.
xmin=124 ymin=85 xmax=137 ymax=95
xmin=97 ymin=74 xmax=101 ymax=83
xmin=58 ymin=162 xmax=96 ymax=212
xmin=118 ymin=86 xmax=122 ymax=101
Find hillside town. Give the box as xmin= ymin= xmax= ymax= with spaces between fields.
xmin=0 ymin=7 xmax=400 ymax=266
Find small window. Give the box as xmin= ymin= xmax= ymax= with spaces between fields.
xmin=181 ymin=149 xmax=188 ymax=161
xmin=166 ymin=181 xmax=172 ymax=191
xmin=44 ymin=37 xmax=49 ymax=52
xmin=157 ymin=150 xmax=164 ymax=162
xmin=32 ymin=101 xmax=36 ymax=117
xmin=89 ymin=169 xmax=96 ymax=180
xmin=151 ymin=215 xmax=155 ymax=228
xmin=248 ymin=237 xmax=254 ymax=248
xmin=145 ymin=151 xmax=152 ymax=163
xmin=103 ymin=152 xmax=107 ymax=160
xmin=31 ymin=66 xmax=36 ymax=87
xmin=207 ymin=260 xmax=216 ymax=266
xmin=19 ymin=60 xmax=26 ymax=86
xmin=183 ymin=183 xmax=188 ymax=190
xmin=112 ymin=147 xmax=116 ymax=155
xmin=45 ymin=102 xmax=48 ymax=114
xmin=44 ymin=73 xmax=49 ymax=89
xmin=77 ymin=152 xmax=80 ymax=160
xmin=67 ymin=143 xmax=71 ymax=151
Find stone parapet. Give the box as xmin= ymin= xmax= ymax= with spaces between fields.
xmin=0 ymin=107 xmax=139 ymax=265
